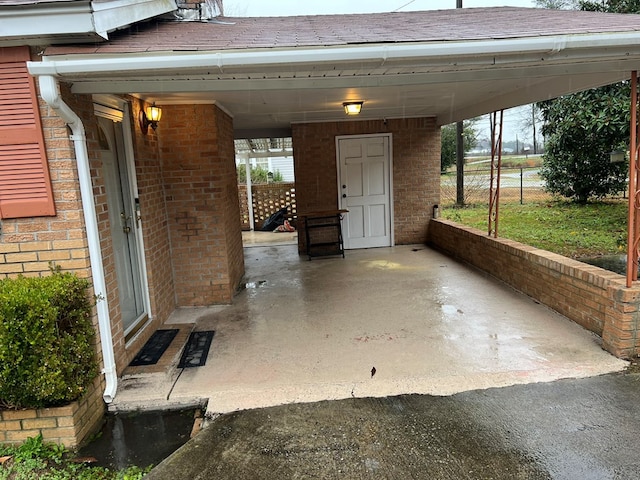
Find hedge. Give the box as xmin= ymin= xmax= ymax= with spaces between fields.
xmin=0 ymin=270 xmax=98 ymax=409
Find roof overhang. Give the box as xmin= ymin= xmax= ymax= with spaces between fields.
xmin=0 ymin=0 xmax=177 ymax=46
xmin=25 ymin=11 xmax=640 ymax=136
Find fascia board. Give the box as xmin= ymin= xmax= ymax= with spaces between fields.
xmin=28 ymin=31 xmax=640 ymax=78
xmin=0 ymin=4 xmax=96 ymax=38
xmin=0 ymin=0 xmax=176 ymax=41
xmin=92 ymin=0 xmax=177 ymax=38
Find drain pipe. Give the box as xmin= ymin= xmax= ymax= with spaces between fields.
xmin=38 ymin=75 xmax=117 ymax=404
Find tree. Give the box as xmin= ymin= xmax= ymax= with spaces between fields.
xmin=534 ymin=0 xmax=579 ymax=8
xmin=536 ymin=0 xmax=640 ymax=204
xmin=518 ymin=104 xmax=544 ymax=154
xmin=539 ymin=84 xmax=629 ymax=204
xmin=441 ymin=120 xmax=479 ymax=173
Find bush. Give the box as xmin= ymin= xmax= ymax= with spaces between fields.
xmin=237 ymin=165 xmax=283 ymax=183
xmin=0 ymin=269 xmax=98 ymax=409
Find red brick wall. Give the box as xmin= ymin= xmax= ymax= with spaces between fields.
xmin=0 ymin=86 xmax=90 ymax=279
xmin=292 ymin=118 xmax=439 ymax=252
xmin=428 ymin=219 xmax=640 ymax=359
xmin=159 ymin=104 xmax=244 ymax=306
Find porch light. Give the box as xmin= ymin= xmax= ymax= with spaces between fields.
xmin=343 ymin=101 xmax=364 ymax=115
xmin=139 ymin=103 xmax=162 ymax=133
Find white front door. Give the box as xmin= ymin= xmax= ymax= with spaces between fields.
xmin=98 ymin=116 xmax=146 ymax=338
xmin=338 ymin=134 xmax=392 ymax=249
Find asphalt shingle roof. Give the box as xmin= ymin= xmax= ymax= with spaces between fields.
xmin=44 ymin=7 xmax=640 ymax=56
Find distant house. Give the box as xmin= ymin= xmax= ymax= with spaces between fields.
xmin=3 ymin=1 xmax=640 ymax=408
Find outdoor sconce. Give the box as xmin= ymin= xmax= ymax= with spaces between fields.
xmin=610 ymin=150 xmax=627 ymax=163
xmin=343 ymin=101 xmax=364 ymax=115
xmin=139 ymin=103 xmax=162 ymax=134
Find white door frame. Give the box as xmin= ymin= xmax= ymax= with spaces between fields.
xmin=336 ymin=133 xmax=394 ymax=249
xmin=93 ymin=97 xmax=152 ymax=341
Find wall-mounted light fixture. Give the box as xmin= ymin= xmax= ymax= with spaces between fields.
xmin=343 ymin=101 xmax=364 ymax=116
xmin=139 ymin=103 xmax=162 ymax=134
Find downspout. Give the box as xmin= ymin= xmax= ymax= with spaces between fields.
xmin=38 ymin=75 xmax=117 ymax=403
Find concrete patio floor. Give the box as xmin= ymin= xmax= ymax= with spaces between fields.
xmin=112 ymin=241 xmax=628 ymax=420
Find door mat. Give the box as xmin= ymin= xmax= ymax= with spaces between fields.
xmin=129 ymin=329 xmax=179 ymax=366
xmin=178 ymin=331 xmax=215 ymax=368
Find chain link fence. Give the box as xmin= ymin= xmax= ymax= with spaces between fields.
xmin=440 ymin=166 xmax=554 ymax=206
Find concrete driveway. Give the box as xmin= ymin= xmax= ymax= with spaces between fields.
xmin=112 ymin=242 xmax=627 ymax=418
xmin=145 ymin=371 xmax=640 ymax=479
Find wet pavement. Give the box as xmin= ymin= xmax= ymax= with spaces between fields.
xmin=146 ymin=370 xmax=640 ymax=479
xmin=113 ymin=244 xmax=627 ymax=418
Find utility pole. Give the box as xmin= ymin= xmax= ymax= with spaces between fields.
xmin=456 ymin=0 xmax=464 ymax=206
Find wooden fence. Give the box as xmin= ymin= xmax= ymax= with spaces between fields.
xmin=238 ymin=183 xmax=297 ymax=230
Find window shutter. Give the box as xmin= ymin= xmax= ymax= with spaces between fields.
xmin=0 ymin=46 xmax=55 ymax=219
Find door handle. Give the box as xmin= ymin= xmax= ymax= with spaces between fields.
xmin=120 ymin=212 xmax=132 ymax=234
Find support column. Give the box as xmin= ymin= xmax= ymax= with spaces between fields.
xmin=488 ymin=110 xmax=503 ymax=238
xmin=628 ymin=71 xmax=640 ymax=287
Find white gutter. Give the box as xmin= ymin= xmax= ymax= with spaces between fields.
xmin=27 ymin=31 xmax=640 ymax=77
xmin=38 ymin=75 xmax=118 ymax=404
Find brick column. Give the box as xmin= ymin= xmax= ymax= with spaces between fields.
xmin=160 ymin=104 xmax=244 ymax=306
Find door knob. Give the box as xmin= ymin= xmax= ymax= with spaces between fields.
xmin=342 ymin=194 xmax=347 ymax=198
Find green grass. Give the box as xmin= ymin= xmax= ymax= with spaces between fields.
xmin=0 ymin=434 xmax=150 ymax=480
xmin=442 ymin=199 xmax=628 ymax=259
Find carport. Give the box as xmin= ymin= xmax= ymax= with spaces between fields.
xmin=23 ymin=6 xmax=640 ymax=405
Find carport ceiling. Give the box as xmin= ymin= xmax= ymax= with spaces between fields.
xmin=31 ymin=7 xmax=640 ymax=138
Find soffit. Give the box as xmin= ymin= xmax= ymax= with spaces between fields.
xmin=27 ymin=7 xmax=640 ymax=135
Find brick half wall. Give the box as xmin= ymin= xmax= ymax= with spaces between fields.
xmin=428 ymin=219 xmax=640 ymax=359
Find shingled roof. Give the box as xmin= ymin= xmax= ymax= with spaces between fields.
xmin=44 ymin=7 xmax=640 ymax=56
xmin=30 ymin=6 xmax=640 ymax=133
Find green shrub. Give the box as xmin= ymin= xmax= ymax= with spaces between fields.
xmin=0 ymin=269 xmax=98 ymax=409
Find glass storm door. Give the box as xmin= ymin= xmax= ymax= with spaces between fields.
xmin=98 ymin=116 xmax=145 ymax=337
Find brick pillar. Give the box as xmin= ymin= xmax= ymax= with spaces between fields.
xmin=160 ymin=104 xmax=244 ymax=306
xmin=604 ymin=284 xmax=640 ymax=358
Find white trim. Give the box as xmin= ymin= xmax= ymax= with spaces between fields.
xmin=0 ymin=0 xmax=176 ymax=44
xmin=336 ymin=133 xmax=394 ymax=249
xmin=93 ymin=102 xmax=124 ymax=122
xmin=27 ymin=31 xmax=640 ymax=78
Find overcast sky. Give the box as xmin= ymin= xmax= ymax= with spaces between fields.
xmin=223 ymin=0 xmax=537 ymax=17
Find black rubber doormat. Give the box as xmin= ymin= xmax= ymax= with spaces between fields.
xmin=129 ymin=329 xmax=179 ymax=366
xmin=178 ymin=331 xmax=215 ymax=368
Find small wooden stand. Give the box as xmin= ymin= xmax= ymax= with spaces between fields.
xmin=300 ymin=209 xmax=348 ymax=260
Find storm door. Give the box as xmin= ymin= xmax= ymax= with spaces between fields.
xmin=97 ymin=115 xmax=146 ymax=339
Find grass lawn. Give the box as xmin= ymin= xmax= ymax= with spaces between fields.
xmin=442 ymin=199 xmax=628 ymax=259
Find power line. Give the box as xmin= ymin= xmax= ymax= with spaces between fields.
xmin=393 ymin=0 xmax=417 ymax=12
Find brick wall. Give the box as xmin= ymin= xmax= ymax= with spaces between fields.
xmin=0 ymin=376 xmax=104 ymax=449
xmin=428 ymin=219 xmax=640 ymax=358
xmin=160 ymin=104 xmax=244 ymax=306
xmin=0 ymin=85 xmax=90 ymax=279
xmin=292 ymin=118 xmax=439 ymax=252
